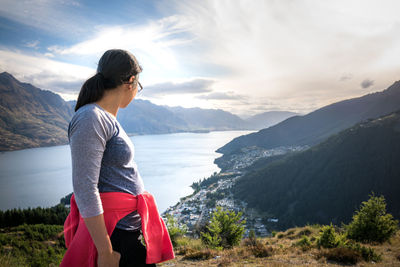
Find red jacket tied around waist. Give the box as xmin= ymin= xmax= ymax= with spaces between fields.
xmin=61 ymin=191 xmax=175 ymax=266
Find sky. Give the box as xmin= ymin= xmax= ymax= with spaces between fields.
xmin=0 ymin=0 xmax=400 ymax=117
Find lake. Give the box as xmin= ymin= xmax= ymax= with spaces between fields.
xmin=0 ymin=131 xmax=252 ymax=213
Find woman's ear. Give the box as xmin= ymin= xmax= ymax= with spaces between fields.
xmin=125 ymin=75 xmax=135 ymax=91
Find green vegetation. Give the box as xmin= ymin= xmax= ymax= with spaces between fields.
xmin=59 ymin=193 xmax=72 ymax=206
xmin=0 ymin=177 xmax=398 ymax=266
xmin=165 ymin=214 xmax=188 ymax=247
xmin=311 ymin=193 xmax=400 ymax=263
xmin=0 ymin=204 xmax=69 ymax=228
xmin=345 ymin=193 xmax=399 ymax=243
xmin=296 ymin=235 xmax=312 ymax=251
xmin=0 ymin=224 xmax=66 ymax=267
xmin=167 ymin=221 xmax=398 ymax=266
xmin=1 ymin=194 xmax=398 ymax=266
xmin=316 ymin=224 xmax=342 ymax=249
xmin=201 ymin=207 xmax=245 ymax=249
xmin=191 ymin=172 xmax=221 ymax=192
xmin=233 ymin=111 xmax=400 ymax=229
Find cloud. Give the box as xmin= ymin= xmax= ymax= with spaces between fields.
xmin=24 ymin=71 xmax=85 ymax=93
xmin=142 ymin=78 xmax=214 ymax=97
xmin=2 ymin=0 xmax=400 ymax=115
xmin=45 ymin=16 xmax=193 ymax=84
xmin=361 ymin=79 xmax=374 ymax=88
xmin=167 ymin=0 xmax=400 ymax=114
xmin=24 ymin=40 xmax=40 ymax=49
xmin=47 ymin=16 xmax=190 ymax=57
xmin=340 ymin=73 xmax=353 ymax=81
xmin=0 ymin=49 xmax=94 ymax=94
xmin=197 ymin=91 xmax=246 ymax=101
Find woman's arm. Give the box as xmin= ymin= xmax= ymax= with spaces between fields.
xmin=83 ymin=214 xmax=120 ymax=267
xmin=68 ymin=109 xmax=119 ymax=265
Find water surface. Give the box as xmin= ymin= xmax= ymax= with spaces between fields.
xmin=0 ymin=131 xmax=252 ymax=212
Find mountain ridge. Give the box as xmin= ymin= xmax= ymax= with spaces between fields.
xmin=217 ymin=80 xmax=400 ymax=155
xmin=1 ymin=72 xmax=291 ymax=151
xmin=232 ymin=109 xmax=400 ymax=229
xmin=0 ymin=72 xmax=73 ymax=151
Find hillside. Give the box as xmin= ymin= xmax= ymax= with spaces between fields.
xmin=233 ymin=110 xmax=400 ymax=229
xmin=245 ymin=111 xmax=298 ymax=130
xmin=0 ymin=72 xmax=73 ymax=151
xmin=217 ymin=80 xmax=400 ymax=155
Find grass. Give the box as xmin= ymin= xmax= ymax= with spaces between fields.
xmin=160 ymin=225 xmax=400 ymax=267
xmin=1 ymin=224 xmax=399 ymax=266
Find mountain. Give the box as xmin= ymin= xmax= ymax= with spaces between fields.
xmin=67 ymin=100 xmax=76 ymax=111
xmin=245 ymin=111 xmax=298 ymax=130
xmin=233 ymin=110 xmax=400 ymax=230
xmin=0 ymin=72 xmax=73 ymax=151
xmin=217 ymin=81 xmax=400 ymax=155
xmin=68 ymin=100 xmax=253 ymax=134
xmin=117 ymin=99 xmax=190 ymax=134
xmin=0 ymin=72 xmax=305 ymax=151
xmin=0 ymin=73 xmax=258 ymax=151
xmin=165 ymin=106 xmax=250 ymax=131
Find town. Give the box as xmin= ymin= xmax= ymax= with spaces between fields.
xmin=163 ymin=145 xmax=308 ymax=237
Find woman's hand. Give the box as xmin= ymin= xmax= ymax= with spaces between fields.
xmin=98 ymin=250 xmax=121 ymax=267
xmin=83 ymin=214 xmax=120 ymax=266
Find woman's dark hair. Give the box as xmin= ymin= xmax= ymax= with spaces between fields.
xmin=75 ymin=49 xmax=142 ymax=112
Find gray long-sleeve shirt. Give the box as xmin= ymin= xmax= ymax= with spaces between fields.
xmin=68 ymin=103 xmax=145 ymax=231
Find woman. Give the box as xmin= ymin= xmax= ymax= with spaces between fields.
xmin=61 ymin=49 xmax=174 ymax=267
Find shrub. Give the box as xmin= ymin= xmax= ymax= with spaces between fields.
xmin=346 ymin=193 xmax=398 ymax=243
xmin=247 ymin=229 xmax=257 ymax=246
xmin=317 ymin=224 xmax=341 ymax=248
xmin=286 ymin=229 xmax=295 ymax=236
xmin=297 ymin=227 xmax=312 ymax=237
xmin=165 ymin=214 xmax=187 ymax=247
xmin=250 ymin=242 xmax=273 ymax=258
xmin=201 ymin=206 xmax=245 ymax=249
xmin=344 ymin=241 xmax=382 ymax=262
xmin=296 ymin=235 xmax=312 ymax=251
xmin=319 ymin=247 xmax=362 ymax=264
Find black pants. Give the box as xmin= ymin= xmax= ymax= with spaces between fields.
xmin=110 ymin=227 xmax=156 ymax=267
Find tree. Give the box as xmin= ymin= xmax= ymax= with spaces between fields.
xmin=201 ymin=206 xmax=246 ymax=249
xmin=346 ymin=193 xmax=398 ymax=243
xmin=165 ymin=214 xmax=187 ymax=247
